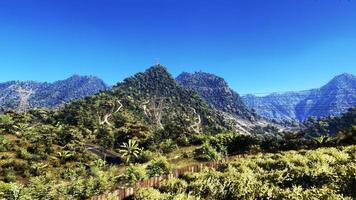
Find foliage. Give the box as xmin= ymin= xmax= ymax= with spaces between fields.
xmin=194 ymin=142 xmax=221 ymax=161
xmin=159 ymin=178 xmax=188 ymax=194
xmin=123 ymin=164 xmax=147 ymax=185
xmin=119 ymin=139 xmax=141 ymax=164
xmin=134 ymin=145 xmax=356 ymax=200
xmin=146 ymin=157 xmax=171 ymax=178
xmin=159 ymin=139 xmax=178 ymax=154
xmin=134 ymin=150 xmax=156 ymax=163
xmin=134 ymin=188 xmax=169 ymax=200
xmin=0 ymin=66 xmax=354 ymax=200
xmin=303 ymin=107 xmax=356 ymax=137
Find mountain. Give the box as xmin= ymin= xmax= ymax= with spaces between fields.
xmin=0 ymin=65 xmax=237 ymax=200
xmin=242 ymin=73 xmax=356 ymax=122
xmin=0 ymin=75 xmax=108 ymax=112
xmin=59 ymin=65 xmax=232 ymax=140
xmin=242 ymin=91 xmax=312 ymax=122
xmin=176 ymin=71 xmax=257 ymax=121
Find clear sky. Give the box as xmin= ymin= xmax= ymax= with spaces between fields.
xmin=0 ymin=0 xmax=355 ymax=95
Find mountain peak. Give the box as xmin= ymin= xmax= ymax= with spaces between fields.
xmin=176 ymin=71 xmax=256 ymax=120
xmin=0 ymin=75 xmax=107 ymax=111
xmin=330 ymin=73 xmax=356 ymax=83
xmin=148 ymin=64 xmax=172 ymax=77
xmin=321 ymin=73 xmax=356 ymax=91
xmin=242 ymin=73 xmax=356 ymax=122
xmin=177 ymin=71 xmax=228 ymax=88
xmin=97 ymin=65 xmax=231 ymax=133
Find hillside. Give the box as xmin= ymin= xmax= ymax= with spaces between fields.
xmin=302 ymin=107 xmax=356 ymax=137
xmin=296 ymin=73 xmax=356 ymax=121
xmin=242 ymin=91 xmax=312 ymax=122
xmin=57 ymin=65 xmax=233 ymax=148
xmin=0 ymin=65 xmax=234 ymax=199
xmin=242 ymin=73 xmax=356 ymax=122
xmin=0 ymin=75 xmax=107 ymax=112
xmin=176 ymin=71 xmax=257 ymax=121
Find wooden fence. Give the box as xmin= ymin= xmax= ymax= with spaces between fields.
xmin=89 ymin=154 xmax=245 ymax=200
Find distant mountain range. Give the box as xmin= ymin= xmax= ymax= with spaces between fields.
xmin=242 ymin=73 xmax=356 ymax=122
xmin=0 ymin=75 xmax=107 ymax=112
xmin=1 ymin=68 xmax=354 ymax=125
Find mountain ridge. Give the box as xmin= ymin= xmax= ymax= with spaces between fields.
xmin=176 ymin=71 xmax=257 ymax=121
xmin=0 ymin=75 xmax=108 ymax=111
xmin=242 ymin=73 xmax=356 ymax=122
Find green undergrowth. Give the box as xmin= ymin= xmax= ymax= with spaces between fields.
xmin=134 ymin=145 xmax=356 ymax=200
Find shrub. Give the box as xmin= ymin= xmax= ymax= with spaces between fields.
xmin=134 ymin=188 xmax=169 ymax=200
xmin=16 ymin=147 xmax=32 ymax=160
xmin=4 ymin=168 xmax=16 ymax=183
xmin=146 ymin=157 xmax=170 ymax=178
xmin=194 ymin=142 xmax=221 ymax=161
xmin=189 ymin=134 xmax=207 ymax=145
xmin=0 ymin=182 xmax=29 ymax=200
xmin=151 ymin=146 xmax=356 ymax=200
xmin=134 ymin=150 xmax=155 ymax=163
xmin=159 ymin=178 xmax=187 ymax=194
xmin=177 ymin=135 xmax=190 ymax=146
xmin=124 ymin=164 xmax=146 ymax=185
xmin=159 ymin=139 xmax=178 ymax=154
xmin=179 ymin=172 xmax=198 ymax=183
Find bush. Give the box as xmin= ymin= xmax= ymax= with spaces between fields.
xmin=124 ymin=164 xmax=146 ymax=185
xmin=0 ymin=182 xmax=29 ymax=200
xmin=159 ymin=178 xmax=187 ymax=194
xmin=0 ymin=135 xmax=11 ymax=152
xmin=16 ymin=147 xmax=32 ymax=160
xmin=4 ymin=168 xmax=16 ymax=183
xmin=194 ymin=142 xmax=221 ymax=161
xmin=159 ymin=139 xmax=178 ymax=154
xmin=134 ymin=150 xmax=156 ymax=163
xmin=179 ymin=172 xmax=198 ymax=183
xmin=189 ymin=134 xmax=207 ymax=145
xmin=134 ymin=188 xmax=169 ymax=200
xmin=177 ymin=135 xmax=190 ymax=146
xmin=142 ymin=146 xmax=356 ymax=200
xmin=146 ymin=157 xmax=170 ymax=178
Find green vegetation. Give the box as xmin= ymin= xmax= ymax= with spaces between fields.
xmin=0 ymin=66 xmax=355 ymax=200
xmin=134 ymin=145 xmax=356 ymax=200
xmin=119 ymin=139 xmax=141 ymax=164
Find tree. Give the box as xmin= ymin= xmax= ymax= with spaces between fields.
xmin=0 ymin=114 xmax=14 ymax=133
xmin=57 ymin=150 xmax=74 ymax=164
xmin=313 ymin=135 xmax=334 ymax=147
xmin=31 ymin=163 xmax=48 ymax=176
xmin=119 ymin=139 xmax=141 ymax=164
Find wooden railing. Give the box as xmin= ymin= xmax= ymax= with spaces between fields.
xmin=89 ymin=154 xmax=245 ymax=200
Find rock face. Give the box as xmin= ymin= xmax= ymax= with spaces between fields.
xmin=0 ymin=75 xmax=107 ymax=111
xmin=242 ymin=73 xmax=356 ymax=122
xmin=176 ymin=71 xmax=257 ymax=121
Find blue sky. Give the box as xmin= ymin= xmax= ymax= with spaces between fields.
xmin=0 ymin=0 xmax=355 ymax=95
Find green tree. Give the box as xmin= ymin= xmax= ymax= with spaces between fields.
xmin=119 ymin=139 xmax=141 ymax=164
xmin=57 ymin=150 xmax=74 ymax=164
xmin=0 ymin=114 xmax=14 ymax=133
xmin=313 ymin=135 xmax=333 ymax=147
